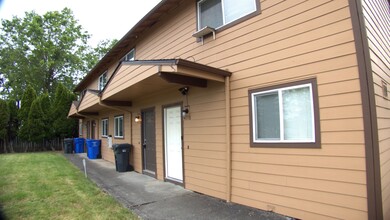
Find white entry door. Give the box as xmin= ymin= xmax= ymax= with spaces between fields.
xmin=164 ymin=105 xmax=183 ymax=182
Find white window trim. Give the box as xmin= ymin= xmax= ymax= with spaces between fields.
xmin=101 ymin=119 xmax=108 ymax=137
xmin=197 ymin=0 xmax=257 ymax=30
xmin=79 ymin=122 xmax=83 ymax=137
xmin=98 ymin=71 xmax=107 ymax=91
xmin=114 ymin=116 xmax=124 ymax=138
xmin=123 ymin=48 xmax=135 ymax=61
xmin=251 ymin=83 xmax=315 ymax=144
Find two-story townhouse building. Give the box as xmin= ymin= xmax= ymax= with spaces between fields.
xmin=68 ymin=0 xmax=390 ymax=219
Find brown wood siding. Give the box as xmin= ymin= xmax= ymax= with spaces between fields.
xmin=362 ymin=0 xmax=390 ymax=218
xmin=75 ymin=0 xmax=372 ymax=219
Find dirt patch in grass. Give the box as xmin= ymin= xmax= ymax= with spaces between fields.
xmin=0 ymin=152 xmax=137 ymax=220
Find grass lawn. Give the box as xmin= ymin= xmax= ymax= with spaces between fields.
xmin=0 ymin=152 xmax=137 ymax=220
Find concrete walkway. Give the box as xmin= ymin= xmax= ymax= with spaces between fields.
xmin=64 ymin=153 xmax=291 ymax=220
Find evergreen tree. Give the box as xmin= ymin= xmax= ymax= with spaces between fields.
xmin=39 ymin=93 xmax=52 ymax=139
xmin=0 ymin=99 xmax=10 ymax=153
xmin=18 ymin=85 xmax=37 ymax=140
xmin=52 ymin=83 xmax=77 ymax=138
xmin=26 ymin=97 xmax=46 ymax=143
xmin=0 ymin=99 xmax=10 ymax=141
xmin=7 ymin=99 xmax=19 ymax=142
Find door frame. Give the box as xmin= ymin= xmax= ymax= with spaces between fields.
xmin=91 ymin=120 xmax=96 ymax=139
xmin=162 ymin=102 xmax=185 ymax=186
xmin=141 ymin=107 xmax=157 ymax=178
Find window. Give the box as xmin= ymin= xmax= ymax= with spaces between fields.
xmin=123 ymin=48 xmax=135 ymax=61
xmin=86 ymin=121 xmax=91 ymax=139
xmin=197 ymin=0 xmax=257 ymax=30
xmin=79 ymin=121 xmax=83 ymax=137
xmin=114 ymin=115 xmax=124 ymax=138
xmin=249 ymin=79 xmax=320 ymax=148
xmin=98 ymin=72 xmax=107 ymax=91
xmin=101 ymin=118 xmax=108 ymax=137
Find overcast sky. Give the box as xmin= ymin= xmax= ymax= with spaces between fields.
xmin=0 ymin=0 xmax=161 ymax=46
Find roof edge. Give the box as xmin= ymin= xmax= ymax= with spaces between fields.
xmin=74 ymin=0 xmax=176 ymax=93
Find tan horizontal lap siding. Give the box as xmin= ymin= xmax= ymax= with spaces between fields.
xmin=183 ymin=83 xmax=227 ymax=199
xmin=177 ymin=0 xmax=364 ymax=219
xmin=362 ymin=0 xmax=390 ymax=218
xmin=76 ymin=0 xmax=372 ymax=219
xmin=102 ymin=65 xmax=156 ymax=100
xmin=67 ymin=104 xmax=78 ymax=117
xmin=126 ymin=83 xmax=226 ymax=188
xmin=97 ymin=110 xmax=131 ymax=164
xmin=78 ymin=92 xmax=99 ymax=112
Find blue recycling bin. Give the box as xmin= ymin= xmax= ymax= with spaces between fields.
xmin=74 ymin=138 xmax=85 ymax=153
xmin=86 ymin=139 xmax=101 ymax=159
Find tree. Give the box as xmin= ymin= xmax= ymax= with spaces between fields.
xmin=0 ymin=99 xmax=10 ymax=152
xmin=0 ymin=99 xmax=10 ymax=140
xmin=51 ymin=83 xmax=77 ymax=138
xmin=7 ymin=99 xmax=19 ymax=142
xmin=26 ymin=97 xmax=46 ymax=143
xmin=85 ymin=39 xmax=118 ymax=70
xmin=18 ymin=85 xmax=37 ymax=141
xmin=0 ymin=8 xmax=90 ymax=99
xmin=39 ymin=93 xmax=52 ymax=139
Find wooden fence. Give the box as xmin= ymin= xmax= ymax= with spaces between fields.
xmin=0 ymin=138 xmax=65 ymax=153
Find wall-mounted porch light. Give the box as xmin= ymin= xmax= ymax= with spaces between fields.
xmin=179 ymin=86 xmax=190 ymax=120
xmin=134 ymin=115 xmax=142 ymax=123
xmin=182 ymin=107 xmax=189 ymax=117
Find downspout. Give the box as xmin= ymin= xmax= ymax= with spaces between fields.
xmin=225 ymin=76 xmax=232 ymax=202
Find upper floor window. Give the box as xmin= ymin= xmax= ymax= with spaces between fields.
xmin=249 ymin=79 xmax=320 ymax=148
xmin=123 ymin=48 xmax=135 ymax=61
xmin=98 ymin=71 xmax=107 ymax=91
xmin=197 ymin=0 xmax=257 ymax=30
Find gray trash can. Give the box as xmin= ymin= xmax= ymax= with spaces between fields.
xmin=113 ymin=144 xmax=133 ymax=172
xmin=64 ymin=138 xmax=73 ymax=154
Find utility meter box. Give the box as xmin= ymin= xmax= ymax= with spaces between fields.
xmin=107 ymin=135 xmax=113 ymax=149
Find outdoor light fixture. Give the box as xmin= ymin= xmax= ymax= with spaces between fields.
xmin=134 ymin=115 xmax=142 ymax=123
xmin=179 ymin=86 xmax=190 ymax=119
xmin=182 ymin=107 xmax=189 ymax=117
xmin=178 ymin=86 xmax=189 ymax=95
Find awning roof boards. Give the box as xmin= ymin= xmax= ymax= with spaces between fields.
xmin=77 ymin=90 xmax=103 ymax=114
xmin=70 ymin=59 xmax=231 ymax=116
xmin=74 ymin=0 xmax=183 ymax=93
xmin=67 ymin=101 xmax=81 ymax=118
xmin=101 ymin=59 xmax=231 ymax=101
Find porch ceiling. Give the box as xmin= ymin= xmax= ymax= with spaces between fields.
xmin=101 ymin=59 xmax=231 ymax=102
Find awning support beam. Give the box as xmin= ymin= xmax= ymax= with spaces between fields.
xmin=159 ymin=72 xmax=207 ymax=88
xmin=100 ymin=100 xmax=132 ymax=107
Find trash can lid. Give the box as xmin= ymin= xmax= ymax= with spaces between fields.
xmin=113 ymin=143 xmax=132 ymax=152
